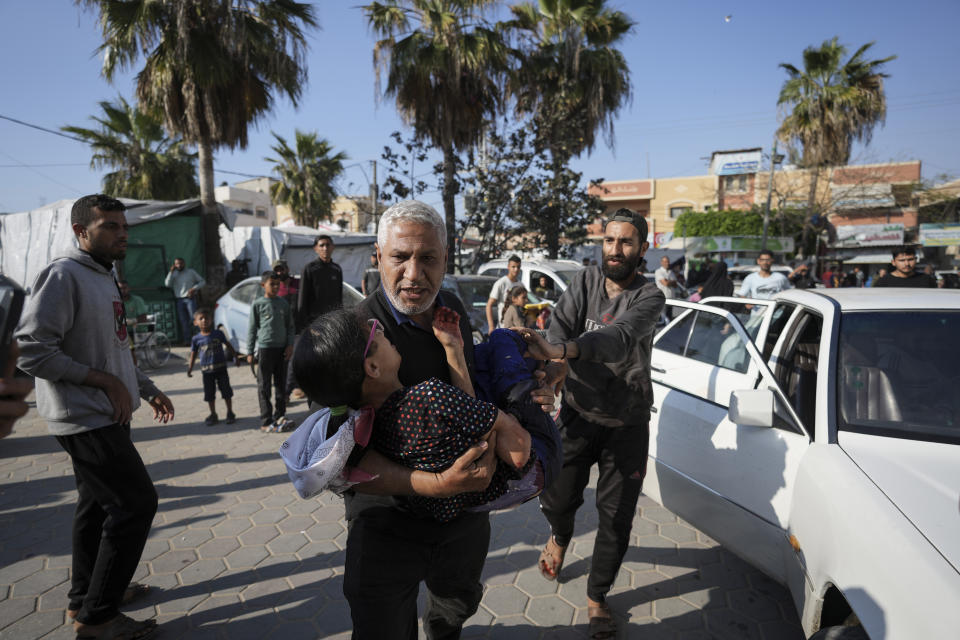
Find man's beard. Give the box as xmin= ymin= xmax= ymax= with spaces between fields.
xmin=602 ymin=252 xmax=641 ymax=282
xmin=383 ymin=282 xmax=437 ymax=316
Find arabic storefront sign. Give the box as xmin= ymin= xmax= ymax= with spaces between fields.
xmin=710 ymin=150 xmax=762 ymax=176
xmin=697 ymin=236 xmax=795 ymax=252
xmin=587 ymin=179 xmax=654 ymax=200
xmin=833 ymin=223 xmax=903 ymax=247
xmin=919 ymin=223 xmax=960 ymax=247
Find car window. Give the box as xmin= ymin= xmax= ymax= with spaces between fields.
xmin=483 ymin=267 xmax=508 ymax=279
xmin=231 ymin=282 xmax=260 ymax=305
xmin=838 ymin=311 xmax=960 ymax=443
xmin=454 ymin=280 xmax=497 ymax=307
xmin=686 ymin=311 xmax=751 ymax=373
xmin=529 ymin=270 xmax=558 ymax=300
xmin=655 ymin=310 xmax=694 ymax=356
xmin=776 ymin=312 xmax=822 ymax=432
xmin=762 ymin=302 xmax=796 ymax=361
xmin=554 ymin=269 xmax=580 ymax=286
xmin=703 ymin=300 xmax=765 ymax=341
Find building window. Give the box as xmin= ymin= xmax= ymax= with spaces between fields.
xmin=669 ymin=206 xmax=692 ymax=219
xmin=724 ymin=175 xmax=748 ymax=193
xmin=255 ymin=208 xmax=267 ymax=218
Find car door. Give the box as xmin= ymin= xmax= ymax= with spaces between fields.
xmin=648 ymin=300 xmax=811 ymax=583
xmin=226 ymin=281 xmax=261 ymax=352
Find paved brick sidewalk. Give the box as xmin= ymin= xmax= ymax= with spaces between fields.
xmin=0 ymin=348 xmax=804 ymax=639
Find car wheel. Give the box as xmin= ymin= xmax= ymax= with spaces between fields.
xmin=809 ymin=625 xmax=869 ymax=640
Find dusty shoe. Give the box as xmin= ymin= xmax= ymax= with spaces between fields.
xmin=74 ymin=613 xmax=157 ymax=639
xmin=225 ymin=412 xmax=237 ymax=425
xmin=204 ymin=413 xmax=218 ymax=426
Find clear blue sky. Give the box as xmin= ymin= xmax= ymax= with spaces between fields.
xmin=1 ymin=0 xmax=958 ymax=214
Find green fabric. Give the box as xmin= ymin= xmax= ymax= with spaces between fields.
xmin=125 ymin=214 xmax=205 ymax=289
xmin=247 ymin=296 xmax=295 ymax=353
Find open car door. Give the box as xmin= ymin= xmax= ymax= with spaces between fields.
xmin=646 ymin=300 xmax=811 ymax=583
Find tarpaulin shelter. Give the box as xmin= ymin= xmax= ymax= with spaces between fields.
xmin=219 ymin=226 xmax=377 ymax=289
xmin=0 ymin=197 xmax=231 ymax=342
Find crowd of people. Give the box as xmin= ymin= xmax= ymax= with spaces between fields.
xmin=4 ymin=192 xmax=953 ymax=639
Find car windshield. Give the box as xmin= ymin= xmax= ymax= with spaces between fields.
xmin=451 ymin=279 xmax=495 ymax=307
xmin=838 ymin=311 xmax=960 ymax=443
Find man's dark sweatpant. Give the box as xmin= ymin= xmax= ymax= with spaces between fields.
xmin=538 ymin=405 xmax=649 ymax=604
xmin=343 ymin=507 xmax=489 ymax=640
xmin=256 ymin=346 xmax=287 ymax=426
xmin=55 ymin=423 xmax=158 ymax=625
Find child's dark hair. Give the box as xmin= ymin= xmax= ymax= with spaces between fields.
xmin=193 ymin=308 xmax=212 ymax=319
xmin=502 ymin=285 xmax=527 ymax=323
xmin=293 ymin=308 xmax=372 ymax=409
xmin=261 ymin=270 xmax=278 ymax=284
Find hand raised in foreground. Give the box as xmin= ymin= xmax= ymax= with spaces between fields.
xmin=432 ymin=306 xmax=464 ymax=350
xmin=0 ymin=344 xmax=32 ymax=439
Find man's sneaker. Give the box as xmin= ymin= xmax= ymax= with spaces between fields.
xmin=204 ymin=413 xmax=218 ymax=426
xmin=225 ymin=411 xmax=237 ymax=424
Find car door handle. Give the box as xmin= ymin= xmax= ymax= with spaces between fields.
xmin=651 ymin=365 xmax=666 ymax=374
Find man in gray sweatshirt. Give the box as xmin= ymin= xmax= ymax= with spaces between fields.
xmin=16 ymin=194 xmax=175 ymax=639
xmin=513 ymin=208 xmax=664 ymax=638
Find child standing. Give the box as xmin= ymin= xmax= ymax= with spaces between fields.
xmin=187 ymin=309 xmax=238 ymax=425
xmin=247 ymin=272 xmax=296 ymax=433
xmin=501 ymin=285 xmax=533 ymax=329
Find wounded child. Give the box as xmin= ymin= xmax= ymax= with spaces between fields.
xmin=279 ymin=307 xmax=561 ymax=522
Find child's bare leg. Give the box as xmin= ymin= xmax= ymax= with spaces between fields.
xmin=225 ymin=397 xmax=234 ymax=413
xmin=207 ymin=400 xmax=216 ymax=415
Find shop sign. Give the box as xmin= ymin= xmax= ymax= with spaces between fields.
xmin=919 ymin=223 xmax=960 ymax=247
xmin=834 ymin=223 xmax=903 ymax=247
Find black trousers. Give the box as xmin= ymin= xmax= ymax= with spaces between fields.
xmin=55 ymin=423 xmax=158 ymax=625
xmin=256 ymin=346 xmax=287 ymax=425
xmin=343 ymin=506 xmax=489 ymax=640
xmin=538 ymin=404 xmax=649 ymax=603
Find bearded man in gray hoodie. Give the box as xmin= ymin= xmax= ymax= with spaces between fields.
xmin=16 ymin=194 xmax=174 ymax=640
xmin=513 ymin=208 xmax=664 ymax=639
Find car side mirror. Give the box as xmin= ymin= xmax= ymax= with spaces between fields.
xmin=728 ymin=389 xmax=775 ymax=427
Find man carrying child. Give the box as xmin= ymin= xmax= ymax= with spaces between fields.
xmin=247 ymin=271 xmax=295 ymax=433
xmin=187 ymin=309 xmax=239 ymax=426
xmin=314 ymin=201 xmax=557 ymax=640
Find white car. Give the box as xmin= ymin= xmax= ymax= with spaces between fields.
xmin=478 ymin=257 xmax=582 ymax=302
xmin=213 ymin=276 xmax=363 ymax=355
xmin=645 ymin=290 xmax=960 ymax=639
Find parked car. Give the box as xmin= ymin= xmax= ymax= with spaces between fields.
xmin=441 ymin=274 xmax=550 ymax=342
xmin=726 ymin=264 xmax=792 ymax=287
xmin=213 ymin=276 xmax=363 ymax=355
xmin=645 ymin=289 xmax=960 ymax=639
xmin=478 ymin=257 xmax=582 ymax=302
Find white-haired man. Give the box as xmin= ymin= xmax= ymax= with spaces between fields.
xmin=341 ymin=200 xmax=555 ymax=639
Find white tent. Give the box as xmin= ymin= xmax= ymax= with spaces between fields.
xmin=219 ymin=226 xmax=376 ymax=288
xmin=0 ymin=197 xmax=230 ymax=291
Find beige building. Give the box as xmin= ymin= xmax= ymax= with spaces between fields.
xmin=216 ymin=177 xmax=277 ymax=226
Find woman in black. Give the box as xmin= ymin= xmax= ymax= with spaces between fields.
xmin=700 ymin=261 xmax=734 ymax=298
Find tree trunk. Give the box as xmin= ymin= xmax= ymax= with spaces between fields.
xmin=197 ymin=139 xmax=225 ymax=296
xmin=442 ymin=144 xmax=458 ymax=274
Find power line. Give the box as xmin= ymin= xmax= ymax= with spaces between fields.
xmin=0 ymin=114 xmax=85 ymax=143
xmin=0 ymin=163 xmax=87 ymax=168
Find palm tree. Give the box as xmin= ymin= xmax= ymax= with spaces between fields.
xmin=63 ymin=97 xmax=198 ymax=201
xmin=78 ymin=0 xmax=317 ymax=281
xmin=266 ymin=131 xmax=347 ymax=228
xmin=364 ymin=0 xmax=508 ymax=272
xmin=506 ymin=0 xmax=633 ymax=258
xmin=777 ymin=37 xmax=895 ymax=216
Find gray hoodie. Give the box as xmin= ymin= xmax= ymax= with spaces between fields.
xmin=16 ymin=247 xmax=160 ymax=435
xmin=548 ymin=266 xmax=665 ymax=428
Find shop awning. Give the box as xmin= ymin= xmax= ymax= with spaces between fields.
xmin=843 ymin=253 xmax=896 ymax=264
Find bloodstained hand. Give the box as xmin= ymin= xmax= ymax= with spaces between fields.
xmin=432 ymin=306 xmax=464 ymax=349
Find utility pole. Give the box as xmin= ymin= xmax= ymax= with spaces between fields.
xmin=370 ymin=159 xmax=379 ymax=232
xmin=762 ymin=138 xmax=780 ymax=251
